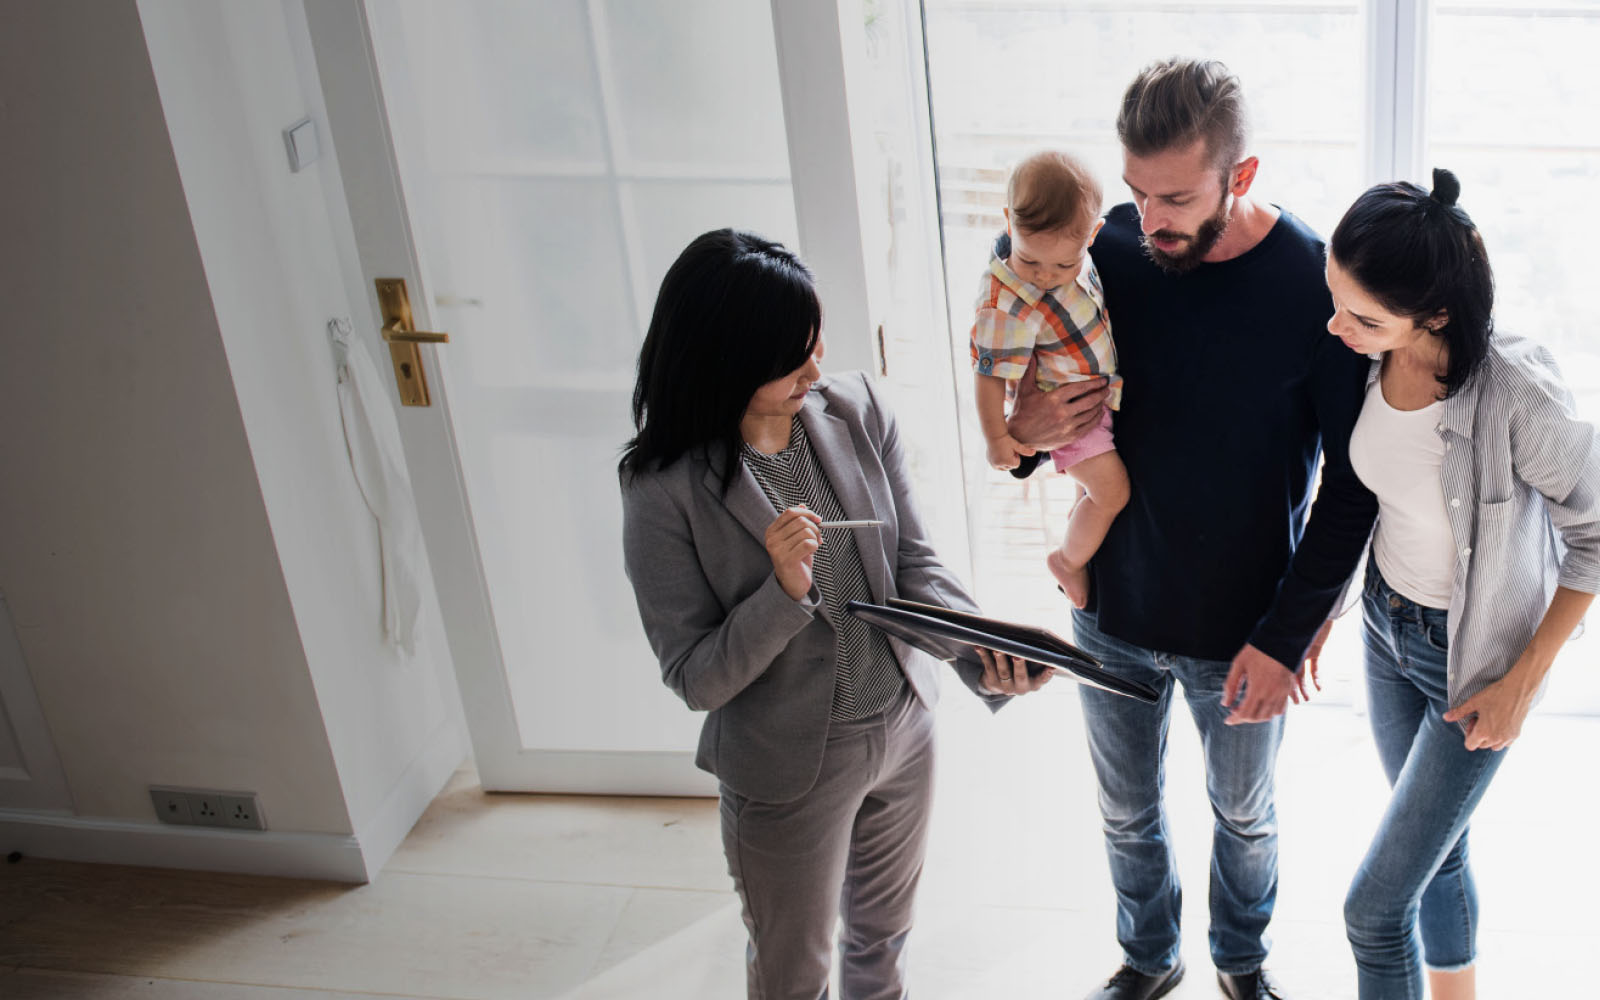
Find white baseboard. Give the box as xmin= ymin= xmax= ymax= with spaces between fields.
xmin=0 ymin=721 xmax=468 ymax=885
xmin=475 ymin=749 xmax=717 ymax=796
xmin=0 ymin=808 xmax=368 ymax=882
xmin=351 ymin=716 xmax=469 ymax=881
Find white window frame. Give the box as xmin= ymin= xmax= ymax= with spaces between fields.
xmin=1366 ymin=0 xmax=1431 ymax=185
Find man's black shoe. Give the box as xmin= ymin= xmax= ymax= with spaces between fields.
xmin=1084 ymin=959 xmax=1185 ymax=1000
xmin=1217 ymin=968 xmax=1286 ymax=1000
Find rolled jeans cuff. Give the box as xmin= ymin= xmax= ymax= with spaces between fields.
xmin=1425 ymin=955 xmax=1477 ymax=974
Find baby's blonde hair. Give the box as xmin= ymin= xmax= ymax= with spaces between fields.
xmin=1007 ymin=150 xmax=1103 ymax=237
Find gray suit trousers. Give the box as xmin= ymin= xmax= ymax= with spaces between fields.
xmin=719 ymin=685 xmax=934 ymax=1000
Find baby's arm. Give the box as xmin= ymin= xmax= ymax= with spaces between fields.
xmin=975 ymin=374 xmax=1035 ymax=471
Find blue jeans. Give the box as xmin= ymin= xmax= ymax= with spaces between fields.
xmin=1345 ymin=569 xmax=1507 ymax=999
xmin=1072 ymin=609 xmax=1283 ymax=976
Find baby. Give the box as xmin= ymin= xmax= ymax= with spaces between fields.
xmin=970 ymin=150 xmax=1128 ymax=607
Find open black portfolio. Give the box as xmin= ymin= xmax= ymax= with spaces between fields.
xmin=846 ymin=598 xmax=1159 ymax=703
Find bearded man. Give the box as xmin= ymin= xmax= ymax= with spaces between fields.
xmin=1007 ymin=58 xmax=1377 ymax=1000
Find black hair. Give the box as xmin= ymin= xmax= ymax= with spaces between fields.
xmin=619 ymin=228 xmax=821 ymax=493
xmin=1329 ymin=167 xmax=1493 ymax=397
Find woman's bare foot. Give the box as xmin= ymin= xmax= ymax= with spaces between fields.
xmin=1046 ymin=548 xmax=1090 ymax=608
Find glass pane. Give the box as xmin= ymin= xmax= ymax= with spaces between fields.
xmin=422 ymin=176 xmax=637 ymax=389
xmin=622 ymin=180 xmax=801 ymax=331
xmin=925 ymin=2 xmax=1363 ymax=240
xmin=385 ymin=0 xmax=607 ymax=170
xmin=598 ymin=0 xmax=792 ymax=176
xmin=1428 ymin=2 xmax=1600 ymax=713
xmin=487 ymin=408 xmax=682 ymax=752
xmin=369 ymin=0 xmax=798 ymax=753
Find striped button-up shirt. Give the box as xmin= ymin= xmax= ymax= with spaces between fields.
xmin=971 ymin=233 xmax=1124 ymax=408
xmin=1366 ymin=332 xmax=1600 ymax=705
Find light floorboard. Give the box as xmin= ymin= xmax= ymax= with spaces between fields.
xmin=2 ymin=693 xmax=1594 ymax=998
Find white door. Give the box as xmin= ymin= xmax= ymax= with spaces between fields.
xmin=304 ymin=0 xmax=966 ymax=793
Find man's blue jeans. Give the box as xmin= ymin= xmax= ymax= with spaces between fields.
xmin=1071 ymin=609 xmax=1283 ymax=977
xmin=1345 ymin=569 xmax=1506 ymax=999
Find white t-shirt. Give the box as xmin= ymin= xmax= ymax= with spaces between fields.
xmin=1349 ymin=379 xmax=1455 ymax=609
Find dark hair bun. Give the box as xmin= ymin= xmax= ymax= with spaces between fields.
xmin=1430 ymin=167 xmax=1461 ymax=208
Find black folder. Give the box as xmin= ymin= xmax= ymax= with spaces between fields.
xmin=847 ymin=598 xmax=1160 ymax=704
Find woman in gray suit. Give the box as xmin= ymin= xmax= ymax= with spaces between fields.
xmin=620 ymin=229 xmax=1044 ymax=999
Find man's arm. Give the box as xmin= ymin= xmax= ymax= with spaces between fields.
xmin=1236 ymin=334 xmax=1378 ymax=703
xmin=1005 ymin=354 xmax=1111 ymax=452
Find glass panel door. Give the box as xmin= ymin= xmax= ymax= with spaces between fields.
xmin=364 ymin=0 xmax=800 ymax=767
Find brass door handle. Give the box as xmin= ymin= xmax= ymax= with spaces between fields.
xmin=374 ymin=277 xmax=450 ymax=406
xmin=381 ymin=326 xmax=450 ymax=344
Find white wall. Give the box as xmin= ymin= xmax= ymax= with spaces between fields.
xmin=0 ymin=0 xmax=466 ymax=882
xmin=0 ymin=0 xmax=349 ymax=837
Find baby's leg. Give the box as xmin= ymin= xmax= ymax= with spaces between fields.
xmin=1046 ymin=449 xmax=1130 ymax=608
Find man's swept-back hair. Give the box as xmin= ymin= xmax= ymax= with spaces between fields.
xmin=1007 ymin=150 xmax=1103 ymax=237
xmin=619 ymin=228 xmax=821 ymax=494
xmin=1117 ymin=57 xmax=1250 ymax=173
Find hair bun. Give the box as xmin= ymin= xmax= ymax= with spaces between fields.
xmin=1430 ymin=167 xmax=1461 ymax=208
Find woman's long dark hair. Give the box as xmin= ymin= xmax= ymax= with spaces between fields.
xmin=1329 ymin=167 xmax=1494 ymax=397
xmin=619 ymin=229 xmax=821 ymax=493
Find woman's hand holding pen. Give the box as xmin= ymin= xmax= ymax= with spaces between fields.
xmin=767 ymin=506 xmax=822 ymax=601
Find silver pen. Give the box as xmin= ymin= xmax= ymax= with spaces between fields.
xmin=818 ymin=519 xmax=884 ymax=529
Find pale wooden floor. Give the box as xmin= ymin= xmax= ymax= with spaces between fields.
xmin=4 ymin=477 xmax=1595 ymax=997
xmin=2 ymin=691 xmax=1596 ymax=998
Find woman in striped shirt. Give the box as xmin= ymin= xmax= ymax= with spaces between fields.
xmin=1324 ymin=169 xmax=1600 ymax=1000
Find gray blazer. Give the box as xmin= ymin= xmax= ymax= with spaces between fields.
xmin=622 ymin=371 xmax=1001 ymax=803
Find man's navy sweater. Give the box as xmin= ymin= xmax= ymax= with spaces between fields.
xmin=1084 ymin=202 xmax=1377 ymax=668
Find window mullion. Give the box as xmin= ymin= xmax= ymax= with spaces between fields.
xmin=1367 ymin=0 xmax=1430 ymax=185
xmin=1365 ymin=0 xmax=1399 ymax=185
xmin=1394 ymin=0 xmax=1430 ymax=184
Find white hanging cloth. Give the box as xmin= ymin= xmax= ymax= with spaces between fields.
xmin=329 ymin=317 xmax=425 ymax=654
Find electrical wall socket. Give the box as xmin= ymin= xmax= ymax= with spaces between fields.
xmin=219 ymin=793 xmax=265 ymax=830
xmin=190 ymin=792 xmax=225 ymax=827
xmin=149 ymin=787 xmax=265 ymax=831
xmin=150 ymin=788 xmax=192 ymax=826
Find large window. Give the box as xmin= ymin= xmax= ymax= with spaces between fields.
xmin=923 ymin=0 xmax=1600 ymax=712
xmin=1428 ymin=3 xmax=1600 ymax=400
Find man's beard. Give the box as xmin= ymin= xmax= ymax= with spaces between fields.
xmin=1142 ymin=194 xmax=1231 ymax=273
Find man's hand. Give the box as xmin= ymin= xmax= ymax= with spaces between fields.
xmin=975 ymin=647 xmax=1053 ymax=697
xmin=1222 ymin=643 xmax=1295 ymax=724
xmin=1290 ymin=618 xmax=1333 ymax=705
xmin=1007 ymin=355 xmax=1109 ymax=452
